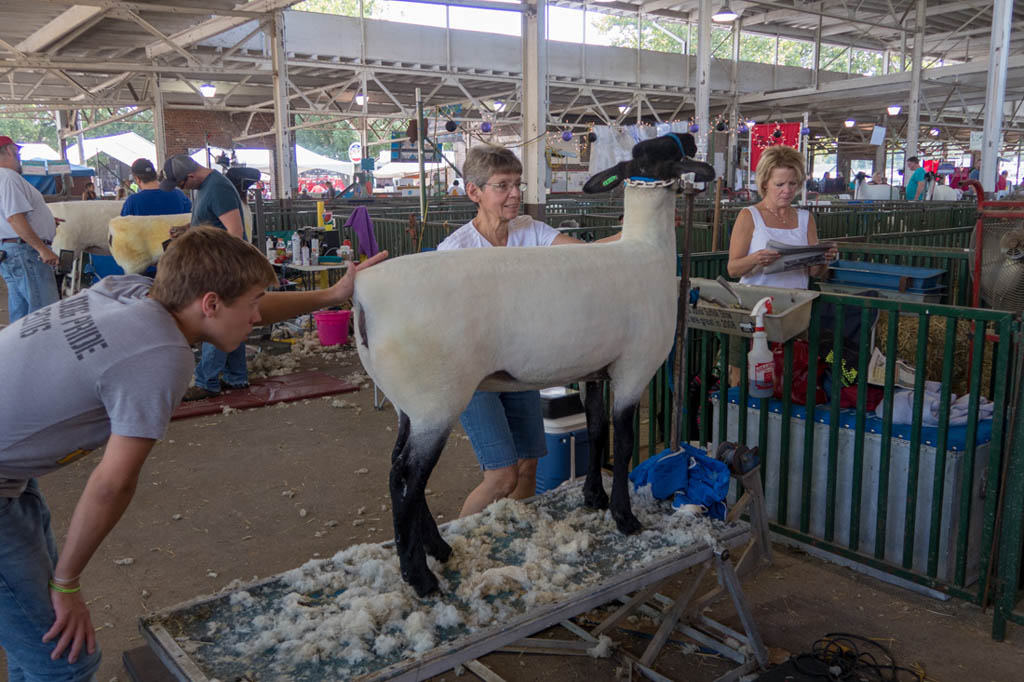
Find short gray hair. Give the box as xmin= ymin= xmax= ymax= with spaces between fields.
xmin=462 ymin=145 xmax=522 ymax=189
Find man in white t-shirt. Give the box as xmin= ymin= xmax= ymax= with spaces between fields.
xmin=0 ymin=136 xmax=60 ymax=322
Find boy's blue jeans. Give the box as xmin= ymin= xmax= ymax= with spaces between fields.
xmin=0 ymin=480 xmax=101 ymax=681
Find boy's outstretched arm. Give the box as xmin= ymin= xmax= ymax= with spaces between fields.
xmin=257 ymin=250 xmax=388 ymax=325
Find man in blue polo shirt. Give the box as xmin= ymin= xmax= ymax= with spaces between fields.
xmin=120 ymin=158 xmax=191 ymax=216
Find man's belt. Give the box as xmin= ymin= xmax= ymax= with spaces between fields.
xmin=0 ymin=238 xmax=52 ymax=245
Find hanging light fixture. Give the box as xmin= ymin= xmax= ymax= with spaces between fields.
xmin=886 ymin=105 xmax=902 ymax=116
xmin=198 ymin=83 xmax=216 ymax=98
xmin=844 ymin=118 xmax=856 ymax=128
xmin=492 ymin=100 xmax=506 ymax=113
xmin=354 ymin=92 xmax=366 ymax=106
xmin=930 ymin=127 xmax=940 ymax=136
xmin=618 ymin=104 xmax=631 ymax=115
xmin=712 ymin=2 xmax=739 ymax=22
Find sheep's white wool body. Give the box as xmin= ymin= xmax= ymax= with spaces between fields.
xmin=108 ymin=213 xmax=192 ymax=273
xmin=50 ymin=200 xmax=126 ymax=255
xmin=354 ymin=182 xmax=677 ymax=429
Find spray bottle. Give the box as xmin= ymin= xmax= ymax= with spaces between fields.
xmin=748 ymin=296 xmax=775 ymax=399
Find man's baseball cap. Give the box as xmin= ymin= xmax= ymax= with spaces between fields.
xmin=159 ymin=154 xmax=202 ymax=191
xmin=0 ymin=136 xmax=20 ymax=150
xmin=131 ymin=157 xmax=157 ymax=176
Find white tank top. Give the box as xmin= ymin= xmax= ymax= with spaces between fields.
xmin=739 ymin=205 xmax=811 ymax=290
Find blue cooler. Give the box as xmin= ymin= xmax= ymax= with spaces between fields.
xmin=535 ymin=387 xmax=590 ymax=495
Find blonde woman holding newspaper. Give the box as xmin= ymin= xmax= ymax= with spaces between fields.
xmin=725 ymin=145 xmax=837 ymax=383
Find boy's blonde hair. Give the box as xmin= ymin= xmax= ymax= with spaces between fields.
xmin=150 ymin=226 xmax=276 ymax=312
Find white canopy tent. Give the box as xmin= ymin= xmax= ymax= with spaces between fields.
xmin=192 ymin=146 xmax=354 ymax=176
xmin=65 ymin=132 xmax=155 ymax=167
xmin=19 ymin=143 xmax=61 ymax=161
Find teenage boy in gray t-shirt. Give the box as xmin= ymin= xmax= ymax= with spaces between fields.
xmin=0 ymin=226 xmax=386 ymax=680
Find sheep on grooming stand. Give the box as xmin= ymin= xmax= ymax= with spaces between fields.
xmin=353 ymin=133 xmax=715 ymax=596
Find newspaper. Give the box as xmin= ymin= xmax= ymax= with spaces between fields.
xmin=762 ymin=240 xmax=834 ymax=274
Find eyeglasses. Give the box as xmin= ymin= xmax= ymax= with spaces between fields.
xmin=482 ymin=181 xmax=527 ymax=194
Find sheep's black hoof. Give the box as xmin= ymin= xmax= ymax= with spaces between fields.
xmin=583 ymin=484 xmax=609 ymax=511
xmin=425 ymin=537 xmax=452 ymax=563
xmin=409 ymin=569 xmax=440 ymax=598
xmin=612 ymin=509 xmax=643 ymax=535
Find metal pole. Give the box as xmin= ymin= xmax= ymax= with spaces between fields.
xmin=801 ymin=111 xmax=809 ymax=203
xmin=670 ymin=183 xmax=697 ymax=452
xmin=695 ymin=0 xmax=711 ymax=160
xmin=905 ymin=0 xmax=925 ymax=172
xmin=270 ymin=11 xmax=293 ymax=199
xmin=416 ymin=87 xmax=426 ymax=225
xmin=726 ymin=18 xmax=741 ymax=191
xmin=151 ymin=75 xmax=167 ymax=167
xmin=521 ymin=0 xmax=548 ymax=222
xmin=981 ymin=0 xmax=1013 ymax=194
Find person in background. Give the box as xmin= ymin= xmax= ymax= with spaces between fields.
xmin=0 ymin=226 xmax=386 ymax=682
xmin=996 ymin=170 xmax=1009 ymax=198
xmin=726 ymin=144 xmax=838 ymax=385
xmin=0 ymin=136 xmax=60 ymax=323
xmin=905 ymin=157 xmax=927 ymax=201
xmin=820 ymin=171 xmax=831 ymax=193
xmin=120 ymin=158 xmax=192 ymax=217
xmin=448 ymin=178 xmax=464 ymax=197
xmin=438 ymin=145 xmax=620 ymax=518
xmin=158 ymin=154 xmax=248 ymax=401
xmin=931 ymin=175 xmax=961 ymax=201
xmin=869 ymin=171 xmax=887 ymax=185
xmin=81 ymin=182 xmax=97 ymax=201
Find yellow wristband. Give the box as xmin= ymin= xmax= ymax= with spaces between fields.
xmin=48 ymin=580 xmax=81 ymax=594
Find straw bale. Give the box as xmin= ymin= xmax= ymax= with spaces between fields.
xmin=874 ymin=312 xmax=993 ymax=397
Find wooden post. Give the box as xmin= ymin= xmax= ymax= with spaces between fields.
xmin=711 ymin=177 xmax=723 ymax=251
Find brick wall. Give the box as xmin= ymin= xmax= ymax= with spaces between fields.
xmin=162 ymin=109 xmax=277 ymax=157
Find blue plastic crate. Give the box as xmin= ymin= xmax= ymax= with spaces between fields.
xmin=828 ymin=260 xmax=946 ymax=291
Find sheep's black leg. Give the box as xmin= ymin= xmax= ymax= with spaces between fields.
xmin=582 ymin=380 xmax=610 ymax=510
xmin=610 ymin=405 xmax=642 ymax=534
xmin=391 ymin=412 xmax=410 ymax=465
xmin=390 ymin=426 xmax=449 ymax=597
xmin=389 ymin=413 xmax=450 ymax=561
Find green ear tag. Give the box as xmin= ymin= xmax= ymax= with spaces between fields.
xmin=602 ymin=175 xmax=618 ymax=186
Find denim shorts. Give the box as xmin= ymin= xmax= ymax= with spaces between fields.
xmin=0 ymin=480 xmax=102 ymax=681
xmin=460 ymin=390 xmax=547 ymax=471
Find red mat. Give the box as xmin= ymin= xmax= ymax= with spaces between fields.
xmin=171 ymin=371 xmax=358 ymax=420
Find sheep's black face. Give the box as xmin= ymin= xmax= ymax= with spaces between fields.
xmin=583 ymin=133 xmax=716 ymax=193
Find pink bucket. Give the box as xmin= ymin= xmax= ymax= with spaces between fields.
xmin=314 ymin=309 xmax=351 ymax=346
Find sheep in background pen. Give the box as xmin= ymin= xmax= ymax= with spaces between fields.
xmin=50 ymin=199 xmax=125 ymax=257
xmin=107 ymin=204 xmax=255 ymax=274
xmin=353 ymin=133 xmax=715 ymax=596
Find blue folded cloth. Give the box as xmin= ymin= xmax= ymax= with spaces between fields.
xmin=672 ymin=450 xmax=730 ymax=519
xmin=629 ymin=444 xmax=705 ymax=499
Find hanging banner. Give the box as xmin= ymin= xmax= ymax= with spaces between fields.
xmin=750 ymin=122 xmax=801 ymax=172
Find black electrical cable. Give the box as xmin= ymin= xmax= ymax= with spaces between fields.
xmin=788 ymin=632 xmax=925 ymax=682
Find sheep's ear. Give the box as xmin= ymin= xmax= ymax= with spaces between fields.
xmin=583 ymin=161 xmax=630 ymax=193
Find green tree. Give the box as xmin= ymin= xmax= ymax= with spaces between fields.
xmin=0 ymin=114 xmax=58 ymax=148
xmin=293 ymin=0 xmax=381 ymax=18
xmin=295 ymin=116 xmax=360 ymax=159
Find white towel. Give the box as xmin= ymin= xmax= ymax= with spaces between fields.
xmin=877 ymin=383 xmax=993 ymax=427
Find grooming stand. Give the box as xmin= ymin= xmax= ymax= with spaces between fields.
xmin=465 ymin=467 xmax=773 ymax=682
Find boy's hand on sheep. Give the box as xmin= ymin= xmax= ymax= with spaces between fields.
xmin=325 ymin=250 xmax=389 ymax=304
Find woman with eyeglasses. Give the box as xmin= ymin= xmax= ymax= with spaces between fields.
xmin=438 ymin=144 xmax=619 ymax=518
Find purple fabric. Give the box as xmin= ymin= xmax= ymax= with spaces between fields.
xmin=344 ymin=206 xmax=380 ymax=257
